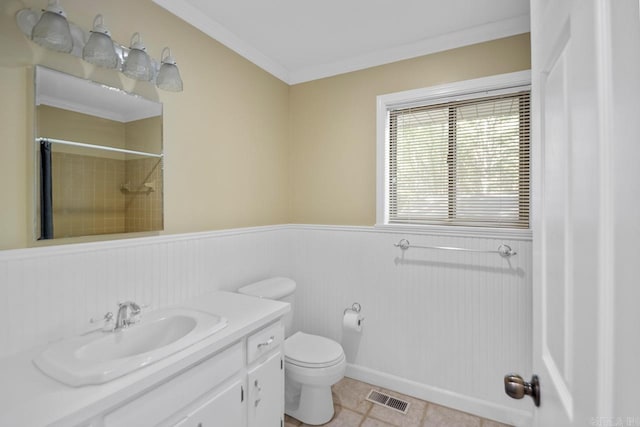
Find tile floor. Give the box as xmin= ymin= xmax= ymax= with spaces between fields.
xmin=284 ymin=377 xmax=511 ymax=427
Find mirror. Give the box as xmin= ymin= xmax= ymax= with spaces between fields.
xmin=34 ymin=66 xmax=163 ymax=240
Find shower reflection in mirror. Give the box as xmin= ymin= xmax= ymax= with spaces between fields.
xmin=34 ymin=67 xmax=164 ymax=240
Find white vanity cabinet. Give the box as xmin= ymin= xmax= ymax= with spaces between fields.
xmin=247 ymin=352 xmax=283 ymax=427
xmin=0 ymin=292 xmax=290 ymax=427
xmin=173 ymin=380 xmax=244 ymax=427
xmin=102 ymin=342 xmax=245 ymax=427
xmin=246 ymin=321 xmax=285 ymax=427
xmin=99 ymin=321 xmax=285 ymax=427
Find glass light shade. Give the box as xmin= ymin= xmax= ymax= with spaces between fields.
xmin=123 ymin=48 xmax=153 ymax=81
xmin=31 ymin=1 xmax=73 ymax=53
xmin=156 ymin=48 xmax=183 ymax=92
xmin=82 ymin=15 xmax=118 ymax=69
xmin=122 ymin=33 xmax=153 ymax=81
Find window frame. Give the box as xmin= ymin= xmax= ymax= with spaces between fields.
xmin=376 ymin=70 xmax=532 ymax=238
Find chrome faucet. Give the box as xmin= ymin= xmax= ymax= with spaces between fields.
xmin=115 ymin=301 xmax=141 ymax=330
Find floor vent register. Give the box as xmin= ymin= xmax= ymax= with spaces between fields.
xmin=366 ymin=389 xmax=410 ymax=414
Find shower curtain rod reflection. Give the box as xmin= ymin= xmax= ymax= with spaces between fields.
xmin=393 ymin=238 xmax=517 ymax=258
xmin=36 ymin=137 xmax=163 ymax=158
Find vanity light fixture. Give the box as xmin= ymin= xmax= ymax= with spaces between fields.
xmin=82 ymin=15 xmax=118 ymax=69
xmin=15 ymin=3 xmax=185 ymax=92
xmin=122 ymin=32 xmax=153 ymax=81
xmin=156 ymin=47 xmax=183 ymax=92
xmin=30 ymin=0 xmax=73 ymax=53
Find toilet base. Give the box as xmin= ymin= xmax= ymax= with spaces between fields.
xmin=285 ymin=381 xmax=335 ymax=425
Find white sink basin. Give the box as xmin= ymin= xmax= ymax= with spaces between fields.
xmin=34 ymin=307 xmax=228 ymax=386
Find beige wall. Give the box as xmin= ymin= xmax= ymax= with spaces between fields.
xmin=288 ymin=34 xmax=531 ymax=225
xmin=0 ymin=66 xmax=29 ymax=248
xmin=0 ymin=0 xmax=530 ymax=249
xmin=125 ymin=116 xmax=162 ymax=154
xmin=38 ymin=106 xmax=161 ymax=157
xmin=0 ymin=0 xmax=290 ymax=250
xmin=37 ymin=105 xmax=127 ymax=155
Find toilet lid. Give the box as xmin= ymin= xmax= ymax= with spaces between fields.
xmin=285 ymin=332 xmax=344 ymax=367
xmin=238 ymin=277 xmax=296 ymax=299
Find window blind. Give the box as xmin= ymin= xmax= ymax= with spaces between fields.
xmin=388 ymin=91 xmax=530 ymax=228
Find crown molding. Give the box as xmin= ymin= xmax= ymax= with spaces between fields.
xmin=288 ymin=15 xmax=530 ymax=84
xmin=152 ymin=0 xmax=291 ymax=83
xmin=141 ymin=3 xmax=529 ymax=86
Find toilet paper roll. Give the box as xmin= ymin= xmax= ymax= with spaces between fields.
xmin=343 ymin=311 xmax=363 ymax=332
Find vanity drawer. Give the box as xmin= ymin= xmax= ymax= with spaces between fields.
xmin=247 ymin=321 xmax=284 ymax=364
xmin=103 ymin=342 xmax=243 ymax=427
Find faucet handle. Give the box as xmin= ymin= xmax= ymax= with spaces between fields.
xmin=130 ymin=302 xmax=142 ymax=314
xmin=116 ymin=301 xmax=143 ymax=327
xmin=102 ymin=312 xmax=115 ymax=332
xmin=130 ymin=304 xmax=142 ymax=324
xmin=118 ymin=300 xmax=138 ymax=307
xmin=117 ymin=301 xmax=145 ymax=310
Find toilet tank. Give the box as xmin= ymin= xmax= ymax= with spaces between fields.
xmin=237 ymin=277 xmax=296 ymax=336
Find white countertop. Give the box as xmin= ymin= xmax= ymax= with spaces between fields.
xmin=0 ymin=291 xmax=289 ymax=427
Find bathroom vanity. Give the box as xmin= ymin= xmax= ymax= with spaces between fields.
xmin=0 ymin=292 xmax=289 ymax=427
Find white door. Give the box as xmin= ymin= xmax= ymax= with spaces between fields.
xmin=529 ymin=0 xmax=640 ymax=426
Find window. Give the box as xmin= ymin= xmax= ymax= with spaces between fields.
xmin=377 ymin=72 xmax=531 ymax=229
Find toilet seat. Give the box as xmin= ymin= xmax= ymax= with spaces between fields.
xmin=285 ymin=332 xmax=344 ymax=368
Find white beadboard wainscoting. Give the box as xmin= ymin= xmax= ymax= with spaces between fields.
xmin=0 ymin=226 xmax=289 ymax=359
xmin=284 ymin=225 xmax=533 ymax=426
xmin=0 ymin=224 xmax=532 ymax=425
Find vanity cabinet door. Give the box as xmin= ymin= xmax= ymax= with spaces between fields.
xmin=247 ymin=352 xmax=284 ymax=427
xmin=174 ymin=380 xmax=244 ymax=427
xmin=103 ymin=343 xmax=243 ymax=427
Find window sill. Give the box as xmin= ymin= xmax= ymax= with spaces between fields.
xmin=374 ymin=223 xmax=532 ymax=241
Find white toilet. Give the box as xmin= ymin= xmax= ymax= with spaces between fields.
xmin=238 ymin=277 xmax=346 ymax=425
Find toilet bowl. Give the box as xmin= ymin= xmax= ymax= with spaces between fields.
xmin=284 ymin=332 xmax=346 ymax=424
xmin=237 ymin=277 xmax=346 ymax=425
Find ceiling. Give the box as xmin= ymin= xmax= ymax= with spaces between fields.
xmin=152 ymin=0 xmax=530 ymax=85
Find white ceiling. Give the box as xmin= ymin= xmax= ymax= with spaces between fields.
xmin=153 ymin=0 xmax=530 ymax=85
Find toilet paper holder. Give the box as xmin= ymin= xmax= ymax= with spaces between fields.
xmin=343 ymin=303 xmax=364 ymax=330
xmin=344 ymin=302 xmax=363 ymax=316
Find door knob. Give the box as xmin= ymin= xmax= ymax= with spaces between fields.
xmin=504 ymin=374 xmax=540 ymax=407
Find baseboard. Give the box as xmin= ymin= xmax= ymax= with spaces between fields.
xmin=345 ymin=363 xmax=533 ymax=427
